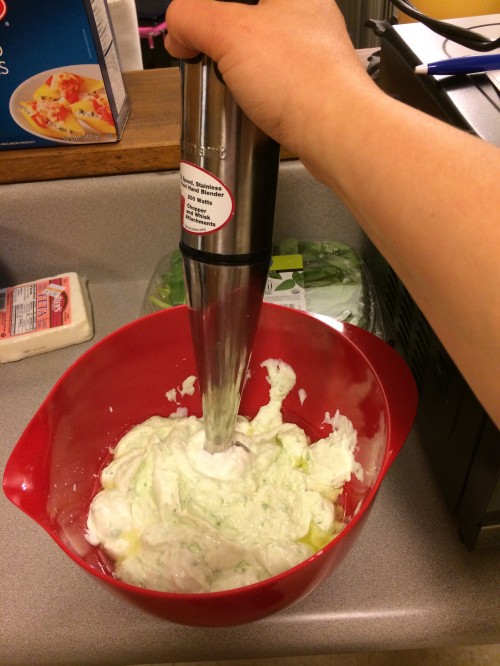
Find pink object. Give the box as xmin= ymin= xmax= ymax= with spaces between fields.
xmin=138 ymin=22 xmax=166 ymax=49
xmin=3 ymin=304 xmax=417 ymax=626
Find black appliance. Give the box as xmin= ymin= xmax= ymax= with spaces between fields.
xmin=376 ymin=14 xmax=500 ymax=146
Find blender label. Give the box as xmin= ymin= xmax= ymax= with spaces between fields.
xmin=263 ymin=254 xmax=307 ymax=311
xmin=180 ymin=161 xmax=235 ymax=235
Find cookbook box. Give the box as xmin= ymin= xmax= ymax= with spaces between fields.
xmin=0 ymin=0 xmax=130 ymax=151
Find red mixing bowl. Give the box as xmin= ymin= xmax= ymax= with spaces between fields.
xmin=3 ymin=303 xmax=417 ymax=626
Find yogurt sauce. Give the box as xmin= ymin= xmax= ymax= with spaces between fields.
xmin=86 ymin=359 xmax=363 ymax=593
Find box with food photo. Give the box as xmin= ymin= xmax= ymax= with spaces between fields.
xmin=0 ymin=0 xmax=130 ymax=150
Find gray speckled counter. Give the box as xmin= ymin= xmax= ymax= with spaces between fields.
xmin=1 ymin=162 xmax=499 ymax=666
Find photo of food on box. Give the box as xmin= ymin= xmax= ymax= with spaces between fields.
xmin=11 ymin=65 xmax=117 ymax=143
xmin=0 ymin=0 xmax=130 ymax=151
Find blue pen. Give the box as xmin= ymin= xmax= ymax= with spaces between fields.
xmin=414 ymin=53 xmax=500 ymax=75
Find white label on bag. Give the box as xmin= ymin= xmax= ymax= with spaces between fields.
xmin=180 ymin=161 xmax=235 ymax=235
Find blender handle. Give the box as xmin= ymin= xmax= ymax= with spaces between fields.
xmin=342 ymin=322 xmax=418 ymax=466
xmin=179 ymin=0 xmax=279 ymax=261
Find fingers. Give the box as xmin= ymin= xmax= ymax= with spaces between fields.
xmin=164 ymin=0 xmax=248 ymax=61
xmin=161 ymin=0 xmax=366 ymax=159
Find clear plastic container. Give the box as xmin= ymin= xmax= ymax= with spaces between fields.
xmin=143 ymin=249 xmax=186 ymax=315
xmin=143 ymin=239 xmax=384 ymax=337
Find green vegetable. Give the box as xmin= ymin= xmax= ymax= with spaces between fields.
xmin=276 ymin=238 xmax=362 ymax=288
xmin=272 ymin=237 xmax=377 ymax=332
xmin=292 ymin=270 xmax=304 ymax=288
xmin=148 ymin=249 xmax=187 ymax=309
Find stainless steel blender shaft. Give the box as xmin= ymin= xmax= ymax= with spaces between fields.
xmin=179 ymin=52 xmax=279 ymax=454
xmin=182 ymin=257 xmax=269 ymax=453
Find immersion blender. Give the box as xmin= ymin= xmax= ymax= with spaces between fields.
xmin=179 ymin=0 xmax=280 ymax=454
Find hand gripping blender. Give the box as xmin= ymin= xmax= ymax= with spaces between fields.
xmin=179 ymin=1 xmax=280 ymax=454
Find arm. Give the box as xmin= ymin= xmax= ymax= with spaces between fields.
xmin=165 ymin=0 xmax=500 ymax=427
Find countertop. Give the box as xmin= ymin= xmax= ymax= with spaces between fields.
xmin=1 ymin=163 xmax=499 ymax=666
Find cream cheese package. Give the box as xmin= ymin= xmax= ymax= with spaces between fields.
xmin=0 ymin=0 xmax=130 ymax=151
xmin=0 ymin=272 xmax=93 ymax=362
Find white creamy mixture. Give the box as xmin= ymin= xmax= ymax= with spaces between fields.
xmin=86 ymin=360 xmax=363 ymax=593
